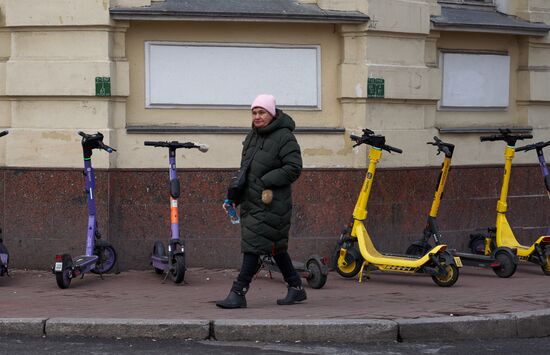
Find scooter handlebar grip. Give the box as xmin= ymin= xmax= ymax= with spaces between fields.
xmin=195 ymin=143 xmax=209 ymax=153
xmin=480 ymin=135 xmax=497 ymax=142
xmin=0 ymin=130 xmax=8 ymax=138
xmin=385 ymin=144 xmax=402 ymax=154
xmin=144 ymin=141 xmax=158 ymax=146
xmin=98 ymin=141 xmax=116 ymax=153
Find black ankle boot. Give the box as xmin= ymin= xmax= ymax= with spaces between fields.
xmin=216 ymin=282 xmax=248 ymax=309
xmin=216 ymin=290 xmax=247 ymax=309
xmin=277 ymin=286 xmax=307 ymax=305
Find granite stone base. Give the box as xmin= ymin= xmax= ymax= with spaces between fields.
xmin=1 ymin=165 xmax=547 ymax=270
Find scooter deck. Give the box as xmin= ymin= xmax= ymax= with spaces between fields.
xmin=73 ymin=255 xmax=97 ymax=268
xmin=453 ymin=251 xmax=497 ymax=268
xmin=151 ymin=255 xmax=169 ymax=270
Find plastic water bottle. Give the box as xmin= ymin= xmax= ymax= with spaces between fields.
xmin=224 ymin=199 xmax=240 ymax=224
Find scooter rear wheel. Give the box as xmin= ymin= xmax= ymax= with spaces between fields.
xmin=91 ymin=244 xmax=117 ymax=274
xmin=431 ymin=264 xmax=459 ymax=287
xmin=55 ymin=254 xmax=73 ymax=289
xmin=492 ymin=251 xmax=517 ymax=278
xmin=171 ymin=254 xmax=186 ymax=284
xmin=306 ymin=259 xmax=327 ymax=289
xmin=56 ymin=268 xmax=72 ymax=289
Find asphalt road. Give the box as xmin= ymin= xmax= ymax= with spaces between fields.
xmin=1 ymin=335 xmax=550 ymax=355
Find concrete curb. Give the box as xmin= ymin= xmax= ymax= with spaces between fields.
xmin=45 ymin=318 xmax=210 ymax=340
xmin=397 ymin=314 xmax=517 ymax=341
xmin=0 ymin=318 xmax=46 ymax=336
xmin=514 ymin=309 xmax=550 ymax=338
xmin=1 ymin=310 xmax=550 ymax=342
xmin=213 ymin=319 xmax=397 ymax=343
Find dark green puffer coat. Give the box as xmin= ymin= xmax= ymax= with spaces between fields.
xmin=238 ymin=109 xmax=302 ymax=255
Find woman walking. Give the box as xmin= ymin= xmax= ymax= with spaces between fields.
xmin=216 ymin=94 xmax=305 ymax=309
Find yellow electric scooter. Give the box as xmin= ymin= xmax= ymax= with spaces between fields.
xmin=336 ymin=128 xmax=461 ymax=287
xmin=470 ymin=129 xmax=550 ymax=275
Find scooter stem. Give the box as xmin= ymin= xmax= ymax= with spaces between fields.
xmin=496 ymin=146 xmax=515 ymax=214
xmin=429 ymin=156 xmax=452 ymax=218
xmin=168 ymin=148 xmax=180 ymax=240
xmin=84 ymin=158 xmax=97 ymax=256
xmin=353 ymin=147 xmax=382 ymax=221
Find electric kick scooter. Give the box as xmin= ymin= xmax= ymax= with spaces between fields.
xmin=336 ymin=128 xmax=461 ymax=287
xmin=513 ymin=138 xmax=550 ymax=273
xmin=405 ymin=137 xmax=517 ymax=277
xmin=145 ymin=140 xmax=208 ymax=284
xmin=0 ymin=130 xmax=10 ymax=277
xmin=469 ymin=129 xmax=550 ymax=275
xmin=53 ymin=131 xmax=118 ymax=289
xmin=515 ymin=139 xmax=550 ymax=235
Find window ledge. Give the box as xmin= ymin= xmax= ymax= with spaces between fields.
xmin=437 ymin=126 xmax=532 ymax=134
xmin=126 ymin=125 xmax=345 ymax=135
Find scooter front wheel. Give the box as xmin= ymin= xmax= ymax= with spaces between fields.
xmin=336 ymin=247 xmax=362 ymax=278
xmin=431 ymin=264 xmax=459 ymax=287
xmin=171 ymin=254 xmax=186 ymax=284
xmin=91 ymin=244 xmax=117 ymax=274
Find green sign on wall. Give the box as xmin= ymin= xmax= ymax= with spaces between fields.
xmin=95 ymin=77 xmax=111 ymax=97
xmin=367 ymin=77 xmax=384 ymax=98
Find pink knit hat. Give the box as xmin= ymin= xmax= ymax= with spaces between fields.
xmin=251 ymin=94 xmax=276 ymax=117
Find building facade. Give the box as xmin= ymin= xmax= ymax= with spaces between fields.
xmin=0 ymin=0 xmax=549 ymax=269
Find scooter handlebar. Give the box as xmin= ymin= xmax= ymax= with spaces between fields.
xmin=144 ymin=140 xmax=209 ymax=152
xmin=0 ymin=130 xmax=8 ymax=138
xmin=515 ymin=140 xmax=550 ymax=152
xmin=78 ymin=131 xmax=116 ymax=153
xmin=428 ymin=136 xmax=454 ymax=157
xmin=350 ymin=132 xmax=402 ymax=153
xmin=480 ymin=133 xmax=532 ymax=142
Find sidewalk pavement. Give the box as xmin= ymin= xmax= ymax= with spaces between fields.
xmin=1 ymin=264 xmax=550 ymax=343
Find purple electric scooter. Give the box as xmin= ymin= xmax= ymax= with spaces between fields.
xmin=53 ymin=131 xmax=118 ymax=289
xmin=144 ymin=140 xmax=208 ymax=283
xmin=0 ymin=130 xmax=9 ymax=277
xmin=515 ymin=139 xmax=550 ymax=234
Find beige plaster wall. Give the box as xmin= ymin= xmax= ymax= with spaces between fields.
xmin=0 ymin=1 xmax=125 ymax=168
xmin=0 ymin=0 xmax=548 ymax=170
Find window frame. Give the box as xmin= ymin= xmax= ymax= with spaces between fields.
xmin=144 ymin=41 xmax=322 ymax=110
xmin=438 ymin=49 xmax=511 ymax=111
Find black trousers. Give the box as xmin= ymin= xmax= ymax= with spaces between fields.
xmin=232 ymin=251 xmax=302 ymax=293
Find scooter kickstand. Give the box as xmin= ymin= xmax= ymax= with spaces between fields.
xmin=162 ymin=268 xmax=171 ymax=283
xmin=359 ymin=261 xmax=369 ymax=282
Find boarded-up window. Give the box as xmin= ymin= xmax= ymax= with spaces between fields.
xmin=440 ymin=52 xmax=510 ymax=108
xmin=145 ymin=42 xmax=321 ymax=109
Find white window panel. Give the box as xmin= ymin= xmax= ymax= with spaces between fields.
xmin=441 ymin=52 xmax=510 ymax=108
xmin=145 ymin=42 xmax=321 ymax=109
